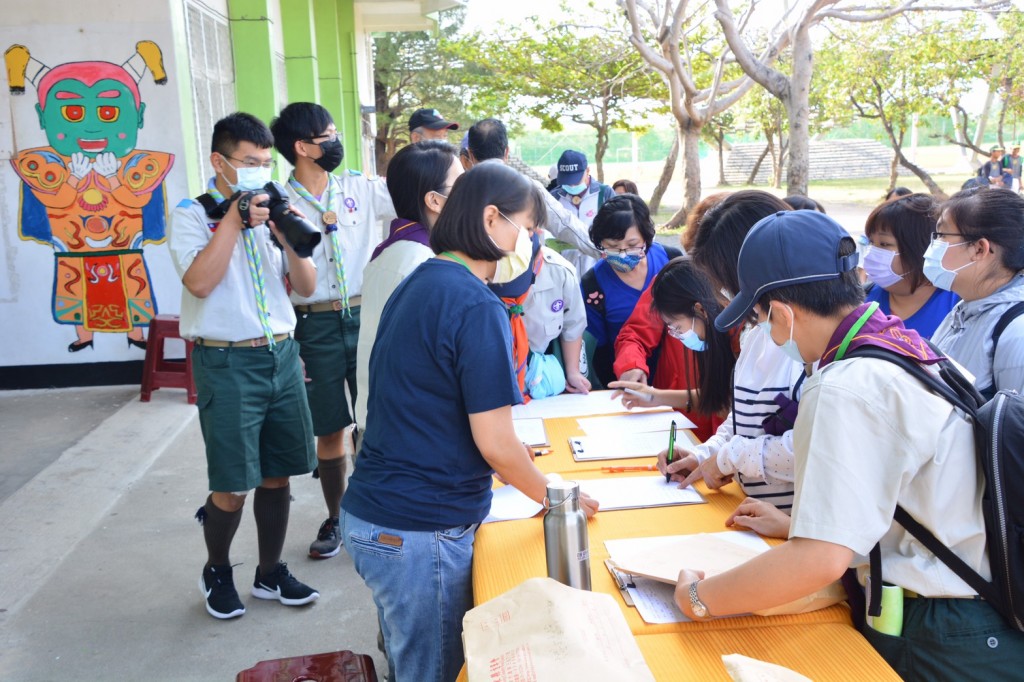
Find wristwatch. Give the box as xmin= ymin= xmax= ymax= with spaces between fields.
xmin=689 ymin=580 xmax=711 ymax=619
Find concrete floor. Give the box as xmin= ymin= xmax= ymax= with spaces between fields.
xmin=0 ymin=388 xmax=386 ymax=681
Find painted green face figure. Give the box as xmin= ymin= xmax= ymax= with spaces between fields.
xmin=35 ymin=78 xmax=145 ymax=159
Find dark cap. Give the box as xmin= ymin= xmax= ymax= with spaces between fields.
xmin=556 ymin=149 xmax=587 ymax=185
xmin=715 ymin=210 xmax=859 ymax=331
xmin=409 ymin=108 xmax=459 ymax=132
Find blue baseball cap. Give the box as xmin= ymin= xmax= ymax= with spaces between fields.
xmin=556 ymin=150 xmax=587 ymax=185
xmin=714 ymin=210 xmax=859 ymax=331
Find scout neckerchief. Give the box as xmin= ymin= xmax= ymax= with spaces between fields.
xmin=819 ymin=301 xmax=942 ymax=368
xmin=208 ymin=179 xmax=275 ymax=346
xmin=289 ymin=174 xmax=350 ymax=315
xmin=371 ymin=218 xmax=430 ymax=262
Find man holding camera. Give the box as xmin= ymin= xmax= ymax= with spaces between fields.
xmin=169 ymin=112 xmax=320 ymax=620
xmin=270 ymin=103 xmax=395 ymax=560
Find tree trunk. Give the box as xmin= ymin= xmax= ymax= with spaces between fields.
xmin=665 ymin=122 xmax=703 ymax=228
xmin=887 ymin=150 xmax=899 ymax=196
xmin=747 ymin=144 xmax=770 ymax=185
xmin=882 ymin=122 xmax=947 ymax=200
xmin=717 ymin=128 xmax=729 ymax=186
xmin=649 ymin=128 xmax=680 ymax=213
xmin=594 ymin=123 xmax=609 ymax=184
xmin=784 ymin=23 xmax=813 ymax=197
xmin=373 ymin=78 xmax=390 ymax=175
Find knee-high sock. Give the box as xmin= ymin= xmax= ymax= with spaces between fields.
xmin=203 ymin=494 xmax=243 ymax=568
xmin=317 ymin=456 xmax=346 ymax=519
xmin=254 ymin=484 xmax=290 ymax=576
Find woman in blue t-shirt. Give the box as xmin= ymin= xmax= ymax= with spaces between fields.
xmin=341 ymin=161 xmax=598 ymax=682
xmin=862 ymin=193 xmax=959 ymax=338
xmin=582 ymin=194 xmax=672 ymax=386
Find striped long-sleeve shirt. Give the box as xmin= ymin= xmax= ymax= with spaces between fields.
xmin=931 ymin=273 xmax=1024 ymax=395
xmin=693 ymin=324 xmax=807 ymax=510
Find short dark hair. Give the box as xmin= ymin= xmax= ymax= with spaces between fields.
xmin=885 ymin=186 xmax=913 ymax=201
xmin=269 ymin=102 xmax=334 ymax=166
xmin=864 ymin=193 xmax=939 ymax=292
xmin=650 ymin=257 xmax=737 ymax=414
xmin=783 ymin=195 xmax=826 ymax=213
xmin=429 ymin=160 xmax=545 ymax=260
xmin=942 ymin=185 xmax=1024 ymax=272
xmin=467 ymin=118 xmax=508 ymax=162
xmin=612 ymin=179 xmax=639 ymax=194
xmin=589 ymin=194 xmax=655 ymax=249
xmin=386 ymin=140 xmax=457 ymax=227
xmin=757 ymin=237 xmax=865 ymax=316
xmin=211 ymin=112 xmax=273 ymax=156
xmin=691 ymin=190 xmax=791 ymax=297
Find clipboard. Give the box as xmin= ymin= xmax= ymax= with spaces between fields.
xmin=513 ymin=418 xmax=549 ymax=447
xmin=569 ymin=430 xmax=695 ymax=461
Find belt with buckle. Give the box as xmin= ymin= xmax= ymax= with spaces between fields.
xmin=196 ymin=333 xmax=291 ymax=348
xmin=294 ymin=297 xmax=361 ymax=314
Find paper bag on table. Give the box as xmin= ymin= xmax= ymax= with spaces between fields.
xmin=608 ymin=534 xmax=845 ymax=617
xmin=462 ymin=577 xmax=655 ymax=682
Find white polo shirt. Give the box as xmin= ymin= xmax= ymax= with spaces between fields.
xmin=790 ymin=356 xmax=989 ymax=597
xmin=286 ymin=171 xmax=396 ymax=305
xmin=169 ymin=198 xmax=298 ymax=342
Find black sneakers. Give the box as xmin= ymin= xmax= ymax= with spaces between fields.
xmin=251 ymin=562 xmax=320 ymax=606
xmin=308 ymin=517 xmax=342 ymax=559
xmin=200 ymin=564 xmax=245 ymax=620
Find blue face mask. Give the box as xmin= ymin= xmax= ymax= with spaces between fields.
xmin=605 ymin=252 xmax=644 ymax=273
xmin=678 ymin=328 xmax=707 ymax=352
xmin=562 ymin=182 xmax=587 ymax=195
xmin=764 ymin=304 xmax=804 ymax=364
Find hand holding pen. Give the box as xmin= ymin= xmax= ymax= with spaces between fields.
xmin=607 ymin=380 xmax=659 ymax=409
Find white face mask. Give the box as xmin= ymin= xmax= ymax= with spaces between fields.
xmin=221 ymin=155 xmax=272 ymax=192
xmin=923 ymin=239 xmax=974 ymax=291
xmin=490 ymin=212 xmax=533 ymax=284
xmin=862 ymin=246 xmax=904 ymax=289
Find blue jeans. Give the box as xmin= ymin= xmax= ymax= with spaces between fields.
xmin=340 ymin=510 xmax=477 ymax=682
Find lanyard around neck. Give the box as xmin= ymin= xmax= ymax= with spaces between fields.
xmin=834 ymin=302 xmax=880 ymax=361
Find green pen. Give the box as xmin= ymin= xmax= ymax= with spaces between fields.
xmin=665 ymin=420 xmax=677 ymax=483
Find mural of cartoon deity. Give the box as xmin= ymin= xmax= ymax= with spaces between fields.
xmin=5 ymin=41 xmax=174 ymax=352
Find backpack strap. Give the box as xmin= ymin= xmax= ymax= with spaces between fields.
xmin=581 ymin=267 xmax=605 ymax=318
xmin=663 ymin=245 xmax=684 ymax=260
xmin=991 ymin=301 xmax=1024 ymax=358
xmin=849 ymin=346 xmax=995 ymax=614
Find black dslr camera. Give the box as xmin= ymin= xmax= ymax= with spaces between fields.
xmin=237 ymin=181 xmax=321 ymax=258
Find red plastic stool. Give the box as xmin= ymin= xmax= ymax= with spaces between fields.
xmin=140 ymin=314 xmax=197 ymax=404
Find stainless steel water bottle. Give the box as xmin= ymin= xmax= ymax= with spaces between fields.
xmin=543 ymin=480 xmax=591 ymax=590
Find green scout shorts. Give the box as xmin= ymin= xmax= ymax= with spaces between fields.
xmin=192 ymin=338 xmax=316 ymax=492
xmin=294 ymin=305 xmax=360 ymax=436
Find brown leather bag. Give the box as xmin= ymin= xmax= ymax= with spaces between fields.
xmin=235 ymin=650 xmax=377 ymax=682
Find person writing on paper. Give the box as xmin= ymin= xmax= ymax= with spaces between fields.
xmin=640 ymin=192 xmax=806 ymax=511
xmin=674 ymin=210 xmax=1024 ymax=679
xmin=341 ymin=161 xmax=599 ymax=682
xmin=608 ymin=257 xmax=737 ymax=427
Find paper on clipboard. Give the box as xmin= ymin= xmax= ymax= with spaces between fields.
xmin=577 ymin=411 xmax=697 ymax=436
xmin=577 ymin=476 xmax=704 ymax=510
xmin=511 ymin=390 xmax=671 ymax=420
xmin=512 ymin=417 xmax=549 ymax=446
xmin=605 ymin=532 xmax=768 ymax=584
xmin=569 ymin=431 xmax=691 ymax=461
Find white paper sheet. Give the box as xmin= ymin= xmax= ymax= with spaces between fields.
xmin=577 ymin=411 xmax=697 ymax=436
xmin=577 ymin=475 xmax=704 ymax=510
xmin=512 ymin=417 xmax=549 ymax=446
xmin=569 ymin=431 xmax=675 ymax=461
xmin=511 ymin=390 xmax=671 ymax=420
xmin=482 ymin=484 xmax=544 ymax=524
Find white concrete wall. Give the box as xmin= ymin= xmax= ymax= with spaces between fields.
xmin=0 ymin=0 xmax=192 ymax=373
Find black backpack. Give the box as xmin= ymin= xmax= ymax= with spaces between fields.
xmin=845 ymin=344 xmax=1024 ymax=631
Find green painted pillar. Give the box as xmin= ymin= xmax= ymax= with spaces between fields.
xmin=227 ymin=0 xmax=280 ymax=126
xmin=281 ymin=0 xmax=320 ymax=104
xmin=313 ymin=0 xmax=345 ymax=165
xmin=336 ymin=0 xmax=362 ymax=172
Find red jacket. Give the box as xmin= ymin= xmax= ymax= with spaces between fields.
xmin=613 ymin=286 xmax=726 ymax=442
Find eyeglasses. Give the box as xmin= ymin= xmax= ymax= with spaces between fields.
xmin=599 ymin=245 xmax=646 ymax=258
xmin=303 ymin=133 xmax=339 ymax=143
xmin=930 ymin=230 xmax=968 ymax=242
xmin=222 ymin=154 xmax=276 ymax=170
xmin=499 ymin=212 xmax=534 ymax=232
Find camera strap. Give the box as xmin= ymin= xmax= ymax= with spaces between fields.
xmin=195 ymin=191 xmax=238 ymax=221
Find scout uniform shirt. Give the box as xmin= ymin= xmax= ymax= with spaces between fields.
xmin=168 ymin=191 xmax=299 ymax=342
xmin=285 ymin=171 xmax=396 ymax=307
xmin=523 ymin=246 xmax=586 ymax=353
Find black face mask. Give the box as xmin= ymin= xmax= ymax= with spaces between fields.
xmin=314 ymin=138 xmax=344 ymax=172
